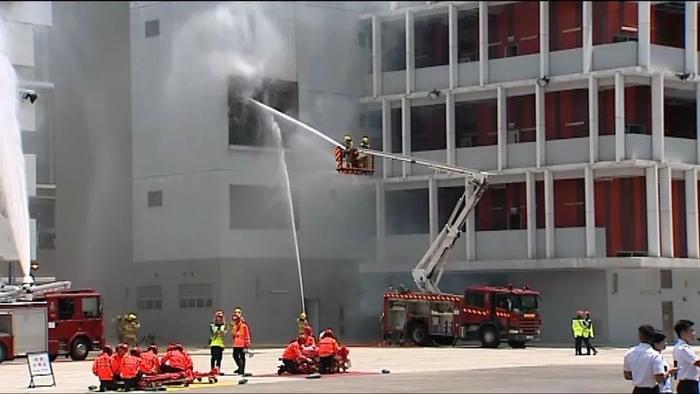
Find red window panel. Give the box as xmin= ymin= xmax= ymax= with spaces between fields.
xmin=554 ymin=179 xmax=585 ymax=228
xmin=476 ymin=183 xmax=527 ymax=231
xmin=672 ymin=180 xmax=687 ymax=258
xmin=651 ymin=3 xmax=685 ymax=49
xmin=598 ymin=88 xmax=615 ymax=136
xmin=545 ymin=89 xmax=589 ymax=140
xmin=593 ymin=1 xmax=638 ymax=45
xmin=488 ymin=2 xmax=539 ymax=59
xmin=625 ymin=86 xmax=652 ymax=135
xmin=455 ymin=99 xmax=498 ymax=148
xmin=550 ymin=1 xmax=582 ymax=51
xmin=507 ymin=94 xmax=536 ymax=143
xmin=594 ymin=177 xmax=647 ymax=257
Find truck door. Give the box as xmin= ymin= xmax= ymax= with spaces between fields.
xmin=462 ymin=291 xmax=488 ymax=325
xmin=79 ymin=296 xmax=103 ymax=349
xmin=493 ymin=293 xmax=513 ymax=330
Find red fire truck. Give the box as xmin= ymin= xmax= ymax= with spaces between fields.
xmin=0 ymin=282 xmax=104 ymax=363
xmin=382 ymin=285 xmax=541 ymax=348
xmin=334 ymin=135 xmax=542 ymax=348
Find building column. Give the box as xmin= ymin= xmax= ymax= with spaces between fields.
xmin=638 ymin=1 xmax=651 ymax=69
xmin=544 ymin=169 xmax=555 ymax=258
xmin=536 ymin=83 xmax=546 ymax=167
xmin=448 ymin=4 xmax=458 ymax=89
xmin=497 ymin=86 xmax=507 ymax=171
xmin=697 ymin=83 xmax=700 ymax=164
xmin=401 ymin=97 xmax=411 ymax=176
xmin=686 ymin=169 xmax=699 ymax=258
xmin=381 ymin=99 xmax=392 ymax=178
xmin=646 ymin=166 xmax=661 ymax=257
xmin=659 ymin=166 xmax=674 ymax=258
xmin=465 ymin=178 xmax=476 ymax=261
xmin=585 ymin=166 xmax=596 ymax=257
xmin=405 ymin=10 xmax=415 ymax=94
xmin=479 ymin=1 xmax=488 ymax=86
xmin=526 ymin=171 xmax=536 ymax=259
xmin=376 ymin=180 xmax=386 ymax=263
xmin=371 ymin=15 xmax=382 ymax=97
xmin=429 ymin=177 xmax=439 ymax=242
xmin=539 ymin=1 xmax=549 ymax=78
xmin=652 ymin=73 xmax=665 ymax=161
xmin=582 ymin=1 xmax=593 ymax=74
xmin=686 ymin=1 xmax=698 ymax=75
xmin=614 ymin=72 xmax=625 ymax=162
xmin=588 ymin=75 xmax=599 ymax=163
xmin=446 ymin=92 xmax=456 ymax=165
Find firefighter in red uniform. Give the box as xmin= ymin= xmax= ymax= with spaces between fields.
xmin=92 ymin=346 xmax=115 ymax=392
xmin=281 ymin=335 xmax=312 ymax=374
xmin=175 ymin=344 xmax=193 ymax=371
xmin=139 ymin=345 xmax=160 ymax=375
xmin=120 ymin=348 xmax=142 ymax=391
xmin=231 ymin=307 xmax=252 ymax=376
xmin=303 ymin=326 xmax=316 ymax=349
xmin=318 ymin=329 xmax=340 ymax=374
xmin=111 ymin=343 xmax=128 ymax=378
xmin=160 ymin=344 xmax=188 ymax=373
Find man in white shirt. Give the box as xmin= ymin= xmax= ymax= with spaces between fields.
xmin=624 ymin=325 xmax=669 ymax=394
xmin=673 ymin=319 xmax=700 ymax=394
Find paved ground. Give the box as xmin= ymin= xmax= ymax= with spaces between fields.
xmin=0 ymin=345 xmax=673 ymax=393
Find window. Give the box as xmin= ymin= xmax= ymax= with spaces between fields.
xmin=145 ymin=20 xmax=159 ymax=38
xmin=455 ymin=99 xmax=497 ymax=147
xmin=148 ymin=191 xmax=162 ymax=207
xmin=58 ymin=298 xmax=75 ymax=320
xmin=411 ymin=104 xmax=446 ymax=151
xmin=414 ymin=14 xmax=448 ymax=68
xmin=391 ymin=107 xmax=402 ymax=153
xmin=179 ymin=283 xmax=213 ymax=309
xmin=465 ymin=292 xmax=485 ymax=308
xmin=137 ymin=286 xmax=163 ymax=311
xmin=438 ymin=186 xmax=465 ymax=229
xmin=230 ymin=185 xmax=299 ymax=229
xmin=514 ymin=295 xmax=538 ymax=312
xmin=30 ymin=199 xmax=56 ymax=250
xmin=592 ymin=1 xmax=638 ymax=45
xmin=506 ymin=43 xmax=518 ymax=57
xmin=457 ymin=9 xmax=479 ymax=63
xmin=386 ymin=189 xmax=429 ymax=234
xmin=82 ymin=297 xmax=101 ymax=318
xmin=228 ymin=77 xmax=298 ymax=147
xmin=382 ymin=19 xmax=406 ymax=72
xmin=549 ymin=1 xmax=582 ymax=51
xmin=360 ymin=109 xmax=383 ymax=150
xmin=488 ymin=2 xmax=540 ymax=59
xmin=660 ymin=270 xmax=673 ymax=289
xmin=476 ymin=183 xmax=526 ymax=231
xmin=495 ymin=293 xmax=512 ymax=311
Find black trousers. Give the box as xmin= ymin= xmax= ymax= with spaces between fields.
xmin=282 ymin=359 xmax=300 ymax=374
xmin=574 ymin=336 xmax=583 ymax=355
xmin=320 ymin=356 xmax=334 ymax=374
xmin=99 ymin=380 xmax=114 ymax=392
xmin=123 ymin=377 xmax=139 ymax=392
xmin=160 ymin=365 xmax=185 ymax=374
xmin=583 ymin=337 xmax=596 ymax=355
xmin=678 ymin=380 xmax=700 ymax=394
xmin=233 ymin=347 xmax=246 ymax=374
xmin=210 ymin=346 xmax=223 ymax=371
xmin=633 ymin=386 xmax=660 ymax=394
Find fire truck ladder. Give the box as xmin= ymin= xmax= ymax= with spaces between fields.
xmin=0 ymin=281 xmax=72 ymax=302
xmin=353 ymin=148 xmax=489 ymax=295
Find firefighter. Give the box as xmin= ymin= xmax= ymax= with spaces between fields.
xmin=231 ymin=307 xmax=252 ymax=376
xmin=357 ymin=136 xmax=373 ymax=172
xmin=572 ymin=310 xmax=585 ymax=356
xmin=303 ymin=325 xmax=316 ymax=349
xmin=121 ymin=313 xmax=140 ymax=347
xmin=281 ymin=335 xmax=312 ymax=374
xmin=120 ymin=348 xmax=142 ymax=392
xmin=210 ymin=310 xmax=227 ymax=373
xmin=92 ymin=346 xmax=115 ymax=392
xmin=342 ymin=135 xmax=359 ymax=167
xmin=111 ymin=343 xmax=128 ymax=379
xmin=297 ymin=312 xmax=309 ymax=335
xmin=139 ymin=345 xmax=160 ymax=375
xmin=176 ymin=344 xmax=194 ymax=371
xmin=318 ymin=328 xmax=340 ymax=374
xmin=582 ymin=310 xmax=598 ymax=356
xmin=160 ymin=344 xmax=187 ymax=373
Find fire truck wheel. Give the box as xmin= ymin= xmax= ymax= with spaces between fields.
xmin=70 ymin=337 xmax=90 ymax=361
xmin=408 ymin=323 xmax=430 ymax=346
xmin=479 ymin=326 xmax=500 ymax=348
xmin=508 ymin=340 xmax=527 ymax=349
xmin=0 ymin=343 xmax=6 ymax=363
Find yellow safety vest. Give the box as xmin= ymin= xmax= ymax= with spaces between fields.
xmin=583 ymin=320 xmax=594 ymax=338
xmin=210 ymin=323 xmax=227 ymax=347
xmin=571 ymin=318 xmax=584 ymax=337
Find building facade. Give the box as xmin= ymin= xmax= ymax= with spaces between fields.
xmin=361 ymin=1 xmax=700 ymax=344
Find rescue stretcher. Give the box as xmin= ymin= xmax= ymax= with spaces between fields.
xmin=137 ymin=369 xmax=219 ymax=390
xmin=277 ymin=346 xmax=351 ymax=376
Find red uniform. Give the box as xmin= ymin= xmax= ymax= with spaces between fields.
xmin=111 ymin=354 xmax=125 ymax=375
xmin=161 ymin=350 xmax=188 ymax=370
xmin=183 ymin=349 xmax=193 ymax=371
xmin=92 ymin=353 xmax=115 ymax=381
xmin=120 ymin=354 xmax=141 ymax=379
xmin=139 ymin=351 xmax=160 ymax=375
xmin=282 ymin=341 xmax=303 ymax=361
xmin=232 ymin=320 xmax=252 ymax=348
xmin=318 ymin=336 xmax=339 ymax=357
xmin=304 ymin=335 xmax=316 ymax=348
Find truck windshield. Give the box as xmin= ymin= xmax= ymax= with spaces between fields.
xmin=515 ymin=295 xmax=538 ymax=312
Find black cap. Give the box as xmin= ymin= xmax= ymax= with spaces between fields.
xmin=653 ymin=330 xmax=667 ymax=343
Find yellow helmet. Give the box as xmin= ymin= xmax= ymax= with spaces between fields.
xmin=128 ymin=313 xmax=137 ymax=320
xmin=361 ymin=136 xmax=370 ymax=146
xmin=343 ymin=135 xmax=352 ymax=143
xmin=299 ymin=312 xmax=307 ymax=320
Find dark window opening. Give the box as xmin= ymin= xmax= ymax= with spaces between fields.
xmin=507 ymin=94 xmax=536 ymax=143
xmin=458 ymin=9 xmax=479 ymax=63
xmin=411 ymin=104 xmax=446 ymax=151
xmin=545 ymin=89 xmax=589 ymax=140
xmin=382 ymin=19 xmax=406 ymax=72
xmin=228 ymin=77 xmax=298 ymax=148
xmin=391 ymin=107 xmax=402 ymax=153
xmin=455 ymin=99 xmax=497 ymax=147
xmin=360 ymin=20 xmax=372 ymax=74
xmin=438 ymin=186 xmax=466 ymax=229
xmin=465 ymin=291 xmax=485 ymax=308
xmin=148 ymin=190 xmax=162 ymax=207
xmin=58 ymin=298 xmax=75 ymax=320
xmin=361 ymin=109 xmax=383 ymax=150
xmin=652 ymin=2 xmax=685 ymax=49
xmin=386 ymin=189 xmax=429 ymax=235
xmin=665 ymin=97 xmax=697 ymax=139
xmin=488 ymin=2 xmax=540 ymax=59
xmin=593 ymin=1 xmax=638 ymax=45
xmin=660 ymin=269 xmax=673 ymax=289
xmin=145 ymin=20 xmax=160 ymax=38
xmin=554 ymin=179 xmax=585 ymax=228
xmin=415 ymin=14 xmax=449 ymax=68
xmin=476 ymin=183 xmax=526 ymax=231
xmin=598 ymin=86 xmax=652 ymax=136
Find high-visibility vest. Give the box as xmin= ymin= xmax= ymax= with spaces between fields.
xmin=318 ymin=337 xmax=339 ymax=357
xmin=92 ymin=354 xmax=114 ymax=380
xmin=571 ymin=318 xmax=584 ymax=337
xmin=120 ymin=355 xmax=140 ymax=379
xmin=583 ymin=319 xmax=595 ymax=338
xmin=210 ymin=323 xmax=227 ymax=347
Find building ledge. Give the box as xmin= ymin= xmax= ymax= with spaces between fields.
xmin=360 ymin=257 xmax=700 ymax=274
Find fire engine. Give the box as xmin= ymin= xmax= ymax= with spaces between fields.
xmin=0 ymin=282 xmax=105 ymax=363
xmin=336 ymin=134 xmax=542 ymax=348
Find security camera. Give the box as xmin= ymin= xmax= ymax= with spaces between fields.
xmin=19 ymin=89 xmax=38 ymax=104
xmin=536 ymin=77 xmax=550 ymax=88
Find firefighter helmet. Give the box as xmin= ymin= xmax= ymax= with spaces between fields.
xmin=148 ymin=345 xmax=158 ymax=354
xmin=343 ymin=134 xmax=353 ymax=147
xmin=360 ymin=136 xmax=370 ymax=147
xmin=127 ymin=313 xmax=137 ymax=321
xmin=130 ymin=347 xmax=141 ymax=356
xmin=103 ymin=345 xmax=113 ymax=355
xmin=299 ymin=312 xmax=307 ymax=320
xmin=167 ymin=344 xmax=176 ymax=352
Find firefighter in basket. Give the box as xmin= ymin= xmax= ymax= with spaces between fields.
xmin=357 ymin=136 xmax=373 ymax=172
